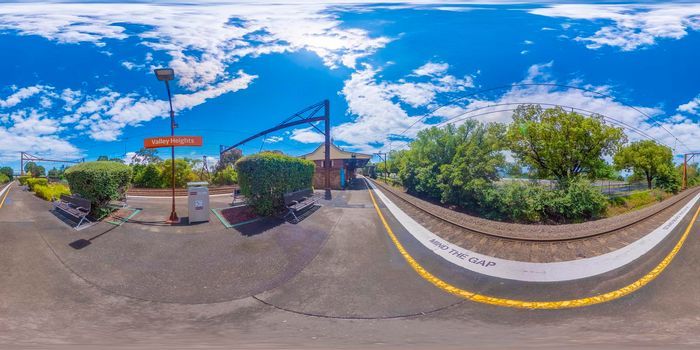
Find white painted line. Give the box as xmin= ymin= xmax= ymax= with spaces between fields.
xmin=368 ymin=179 xmax=700 ymax=282
xmin=0 ymin=181 xmax=12 ymax=201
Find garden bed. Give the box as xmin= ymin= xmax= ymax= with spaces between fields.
xmin=212 ymin=205 xmax=260 ymax=228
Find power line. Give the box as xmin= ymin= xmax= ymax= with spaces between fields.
xmin=383 ymin=83 xmax=689 ymax=154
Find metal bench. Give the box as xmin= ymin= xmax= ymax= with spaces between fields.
xmin=54 ymin=194 xmax=92 ymax=229
xmin=283 ymin=188 xmax=322 ymax=223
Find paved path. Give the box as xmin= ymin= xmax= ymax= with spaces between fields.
xmin=2 ymin=181 xmax=700 ymax=348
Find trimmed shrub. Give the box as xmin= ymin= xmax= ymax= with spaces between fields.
xmin=26 ymin=177 xmax=48 ymax=191
xmin=235 ymin=152 xmax=314 ymax=216
xmin=17 ymin=176 xmax=30 ymax=185
xmin=65 ymin=161 xmax=132 ymax=218
xmin=33 ymin=183 xmax=71 ymax=201
xmin=0 ymin=173 xmax=8 ymax=184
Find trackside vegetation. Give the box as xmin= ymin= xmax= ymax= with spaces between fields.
xmin=385 ymin=105 xmax=688 ymax=224
xmin=236 ymin=152 xmax=315 ymax=216
xmin=65 ymin=161 xmax=132 ymax=218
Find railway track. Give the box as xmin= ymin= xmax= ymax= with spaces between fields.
xmin=369 ymin=178 xmax=700 ymax=262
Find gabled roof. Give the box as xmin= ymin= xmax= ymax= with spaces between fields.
xmin=299 ymin=143 xmax=372 ymax=161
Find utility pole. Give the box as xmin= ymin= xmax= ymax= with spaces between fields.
xmin=201 ymin=155 xmax=210 ymax=180
xmin=682 ymin=152 xmax=700 ymax=190
xmin=374 ymin=152 xmax=387 ymax=181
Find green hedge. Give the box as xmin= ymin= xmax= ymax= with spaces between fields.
xmin=236 ymin=152 xmax=314 ymax=216
xmin=65 ymin=161 xmax=132 ymax=218
xmin=0 ymin=173 xmax=8 ymax=184
xmin=26 ymin=178 xmax=48 ymax=191
xmin=34 ymin=183 xmax=71 ymax=201
xmin=17 ymin=176 xmax=30 ymax=185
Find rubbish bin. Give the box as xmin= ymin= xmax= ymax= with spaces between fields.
xmin=187 ymin=181 xmax=210 ymax=223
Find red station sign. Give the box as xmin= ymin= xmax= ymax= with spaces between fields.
xmin=144 ymin=136 xmax=203 ymax=148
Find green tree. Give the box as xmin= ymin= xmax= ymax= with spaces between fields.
xmin=132 ymin=164 xmax=163 ymax=188
xmin=160 ymin=159 xmax=196 ymax=188
xmin=614 ymin=140 xmax=675 ymax=190
xmin=131 ymin=148 xmax=162 ymax=165
xmin=212 ymin=165 xmax=238 ymax=185
xmin=47 ymin=167 xmax=64 ymax=179
xmin=24 ymin=162 xmax=46 ymax=177
xmin=506 ymin=105 xmax=626 ymax=188
xmin=97 ymin=155 xmax=109 ymax=161
xmin=0 ymin=166 xmax=13 ymax=180
xmin=216 ymin=148 xmax=243 ymax=173
xmin=397 ymin=120 xmax=505 ymax=207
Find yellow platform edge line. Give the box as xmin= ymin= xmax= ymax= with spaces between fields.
xmin=366 ymin=180 xmax=700 ymax=309
xmin=0 ymin=182 xmax=12 ymax=209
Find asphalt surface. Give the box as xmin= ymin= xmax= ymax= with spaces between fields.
xmin=2 ymin=180 xmax=700 ymax=349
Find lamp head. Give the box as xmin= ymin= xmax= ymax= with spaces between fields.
xmin=154 ymin=68 xmax=175 ymax=81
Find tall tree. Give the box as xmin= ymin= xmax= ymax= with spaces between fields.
xmin=24 ymin=162 xmax=46 ymax=177
xmin=506 ymin=105 xmax=626 ymax=187
xmin=216 ymin=148 xmax=243 ymax=173
xmin=614 ymin=140 xmax=675 ymax=189
xmin=0 ymin=166 xmax=13 ymax=180
xmin=131 ymin=148 xmax=162 ymax=165
xmin=97 ymin=155 xmax=109 ymax=161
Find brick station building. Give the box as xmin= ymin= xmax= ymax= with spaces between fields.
xmin=299 ymin=143 xmax=371 ymax=190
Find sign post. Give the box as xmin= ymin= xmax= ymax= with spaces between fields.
xmin=144 ymin=135 xmax=203 ymax=224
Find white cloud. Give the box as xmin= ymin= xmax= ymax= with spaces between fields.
xmin=412 ymin=61 xmax=449 ymax=76
xmin=85 ymin=70 xmax=257 ymax=141
xmin=0 ymin=85 xmax=50 ymax=108
xmin=121 ymin=61 xmax=144 ymax=71
xmin=332 ymin=62 xmax=475 ymax=150
xmin=531 ymin=4 xmax=700 ymax=51
xmin=264 ymin=135 xmax=283 ymax=143
xmin=60 ymin=88 xmax=81 ymax=111
xmin=290 ymin=127 xmax=325 ymax=143
xmin=0 ymin=2 xmax=391 ymax=90
xmin=678 ymin=94 xmax=700 ymax=116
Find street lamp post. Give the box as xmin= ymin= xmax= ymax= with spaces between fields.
xmin=154 ymin=68 xmax=178 ymax=223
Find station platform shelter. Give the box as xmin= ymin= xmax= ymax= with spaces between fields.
xmin=299 ymin=143 xmax=371 ymax=190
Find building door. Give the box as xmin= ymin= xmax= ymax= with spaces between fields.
xmin=340 ymin=167 xmax=345 ymax=189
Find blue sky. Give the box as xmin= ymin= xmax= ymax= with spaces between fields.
xmin=1 ymin=1 xmax=700 ymax=172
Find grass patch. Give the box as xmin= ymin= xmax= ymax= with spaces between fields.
xmin=606 ymin=189 xmax=671 ymax=217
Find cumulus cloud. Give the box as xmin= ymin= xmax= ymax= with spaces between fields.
xmin=678 ymin=94 xmax=700 ymax=116
xmin=84 ymin=70 xmax=257 ymax=141
xmin=412 ymin=61 xmax=449 ymax=76
xmin=531 ymin=4 xmax=700 ymax=51
xmin=330 ymin=62 xmax=475 ymax=150
xmin=0 ymin=2 xmax=391 ymax=91
xmin=264 ymin=135 xmax=284 ymax=143
xmin=290 ymin=127 xmax=325 ymax=143
xmin=0 ymin=85 xmax=50 ymax=108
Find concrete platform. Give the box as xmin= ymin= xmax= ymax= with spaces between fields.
xmin=3 ymin=180 xmax=700 ymax=348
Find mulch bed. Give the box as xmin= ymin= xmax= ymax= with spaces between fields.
xmin=215 ymin=205 xmax=261 ymax=228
